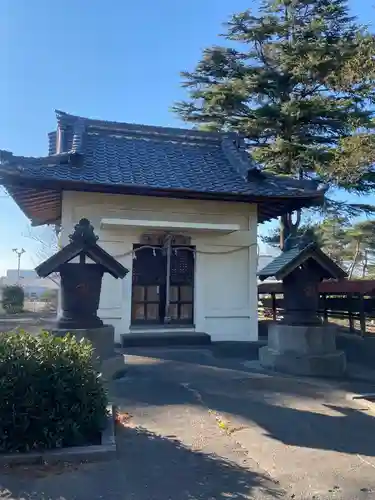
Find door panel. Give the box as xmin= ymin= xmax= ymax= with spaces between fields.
xmin=131 ymin=285 xmax=162 ymax=324
xmin=168 ymin=248 xmax=194 ymax=325
xmin=132 ymin=245 xmax=165 ymax=286
xmin=180 ymin=285 xmax=193 ymax=302
xmin=131 ymin=244 xmax=195 ymax=326
xmin=131 ymin=245 xmax=164 ymax=324
xmin=170 ymin=248 xmax=194 ymax=285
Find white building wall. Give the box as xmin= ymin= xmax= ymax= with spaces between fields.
xmin=61 ymin=191 xmax=258 ymax=343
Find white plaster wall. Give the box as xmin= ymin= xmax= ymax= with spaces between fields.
xmin=61 ymin=191 xmax=258 ymax=343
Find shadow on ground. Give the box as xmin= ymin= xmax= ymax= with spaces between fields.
xmin=0 ymin=425 xmax=283 ymax=500
xmin=113 ymin=352 xmax=375 ymax=458
xmin=116 ymin=425 xmax=284 ymax=499
xmin=122 ymin=345 xmax=375 ymax=387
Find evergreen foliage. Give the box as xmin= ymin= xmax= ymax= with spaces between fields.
xmin=173 ymin=0 xmax=375 ymax=223
xmin=263 ymin=217 xmax=375 ymax=278
xmin=0 ymin=331 xmax=107 ymax=452
xmin=2 ymin=285 xmax=24 ymax=314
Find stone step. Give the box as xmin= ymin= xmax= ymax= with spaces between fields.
xmin=120 ymin=331 xmax=211 ymax=348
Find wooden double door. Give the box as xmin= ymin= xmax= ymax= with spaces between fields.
xmin=131 ymin=244 xmax=195 ymax=326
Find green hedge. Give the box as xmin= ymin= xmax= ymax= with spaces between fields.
xmin=2 ymin=285 xmax=24 ymax=314
xmin=0 ymin=331 xmax=108 ymax=452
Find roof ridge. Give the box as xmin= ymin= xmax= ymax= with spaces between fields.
xmin=0 ymin=151 xmax=77 ymax=171
xmin=0 ymin=151 xmax=73 ymax=163
xmin=55 ymin=109 xmax=237 ymax=144
xmin=221 ymin=137 xmax=258 ymax=180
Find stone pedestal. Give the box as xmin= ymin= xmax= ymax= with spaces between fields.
xmin=53 ymin=325 xmax=125 ymax=381
xmin=259 ymin=323 xmax=346 ymax=377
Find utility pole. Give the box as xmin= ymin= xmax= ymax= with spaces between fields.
xmin=12 ymin=248 xmax=25 ymax=283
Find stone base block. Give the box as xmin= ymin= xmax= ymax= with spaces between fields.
xmin=259 ymin=346 xmax=347 ymax=377
xmin=267 ymin=323 xmax=338 ymax=355
xmin=259 ymin=322 xmax=347 ymax=377
xmin=100 ymin=355 xmax=126 ymax=381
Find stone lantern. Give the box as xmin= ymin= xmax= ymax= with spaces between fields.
xmin=36 ymin=218 xmax=129 ymax=379
xmin=258 ymin=236 xmax=347 ymax=377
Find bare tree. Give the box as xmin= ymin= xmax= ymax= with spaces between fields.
xmin=25 ymin=225 xmax=60 ymax=285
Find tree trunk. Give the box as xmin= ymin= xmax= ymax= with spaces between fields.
xmin=348 ymin=240 xmax=361 ymax=279
xmin=279 ymin=210 xmax=301 ymax=250
xmin=362 ymin=249 xmax=368 ymax=278
xmin=279 ymin=214 xmax=289 ymax=251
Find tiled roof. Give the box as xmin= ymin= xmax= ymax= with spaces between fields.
xmin=258 ymin=242 xmax=347 ymax=281
xmin=1 ymin=111 xmax=323 ymax=198
xmin=0 ymin=110 xmax=326 ymax=225
xmin=258 ymin=244 xmax=312 ymax=280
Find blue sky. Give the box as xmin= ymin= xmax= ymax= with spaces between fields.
xmin=0 ymin=0 xmax=373 ymax=274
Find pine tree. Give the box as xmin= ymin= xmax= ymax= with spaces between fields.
xmin=173 ymin=0 xmax=375 ymax=246
xmin=262 ymin=216 xmax=348 ymax=263
xmin=343 ymin=220 xmax=375 ymax=277
xmin=263 ymin=217 xmax=375 ymax=276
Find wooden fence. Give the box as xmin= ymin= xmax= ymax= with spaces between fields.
xmin=258 ymin=280 xmax=375 ymax=336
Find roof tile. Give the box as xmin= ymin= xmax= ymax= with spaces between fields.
xmin=258 ymin=245 xmax=307 ymax=279
xmin=0 ymin=111 xmax=326 ymax=226
xmin=0 ymin=111 xmax=323 ymax=200
xmin=258 ymin=242 xmax=347 ymax=281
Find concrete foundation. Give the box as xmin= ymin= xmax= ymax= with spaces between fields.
xmin=53 ymin=325 xmax=125 ymax=380
xmin=259 ymin=323 xmax=347 ymax=377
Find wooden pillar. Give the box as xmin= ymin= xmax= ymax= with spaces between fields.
xmin=348 ymin=293 xmax=355 ymax=333
xmin=359 ymin=293 xmax=366 ymax=336
xmin=322 ymin=293 xmax=328 ymax=324
xmin=271 ymin=292 xmax=277 ymax=321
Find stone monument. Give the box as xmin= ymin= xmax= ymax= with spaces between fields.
xmin=258 ymin=236 xmax=347 ymax=377
xmin=35 ymin=218 xmax=129 ymax=381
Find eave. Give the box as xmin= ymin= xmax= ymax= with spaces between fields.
xmin=275 ymin=249 xmax=347 ymax=281
xmin=258 ymin=244 xmax=347 ymax=282
xmin=36 ymin=240 xmax=128 ymax=279
xmin=1 ymin=174 xmax=324 ymax=227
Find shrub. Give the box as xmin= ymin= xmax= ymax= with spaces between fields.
xmin=0 ymin=331 xmax=108 ymax=452
xmin=2 ymin=285 xmax=24 ymax=314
